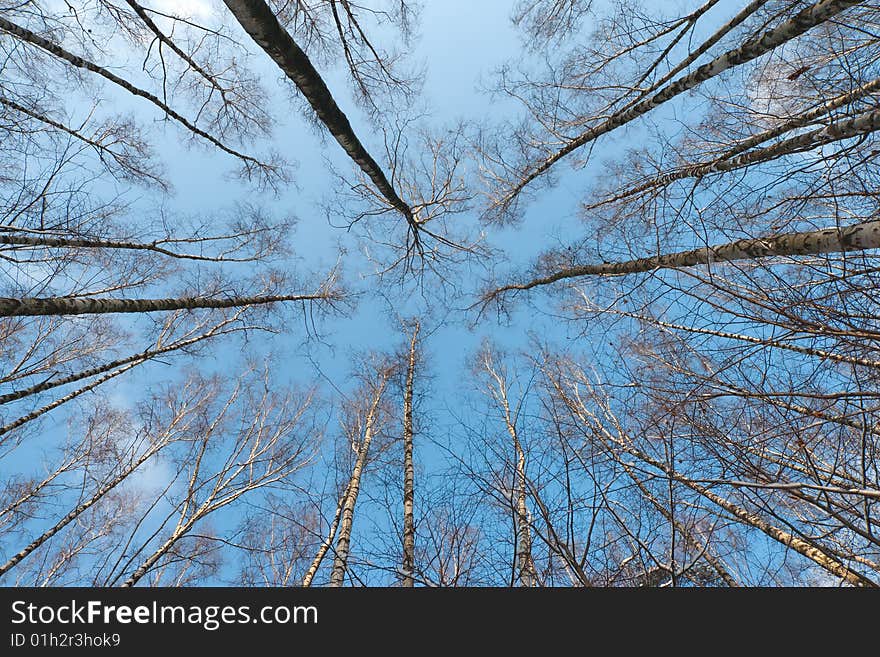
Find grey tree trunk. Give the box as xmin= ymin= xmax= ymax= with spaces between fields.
xmin=483 ymin=357 xmax=537 ymax=586
xmin=329 ymin=373 xmax=390 ymax=586
xmin=401 ymin=322 xmax=420 ymax=587
xmin=301 ymin=487 xmax=350 ymax=587
xmin=0 ymin=442 xmax=165 ymax=578
xmin=494 ymin=220 xmax=880 ymax=295
xmin=0 ymin=292 xmax=331 ymax=317
xmin=0 ymin=360 xmax=142 ymax=438
xmin=717 ymin=76 xmax=880 ymax=161
xmin=613 ymin=311 xmax=880 ymax=373
xmin=506 ymin=409 xmax=536 ymax=586
xmin=619 ymin=458 xmax=739 ymax=586
xmin=0 ymin=317 xmax=242 ymax=405
xmin=222 ymin=0 xmax=418 ymax=238
xmin=121 ymin=516 xmax=199 ymax=587
xmin=0 ymin=231 xmax=250 ymax=261
xmin=496 ymin=0 xmax=865 ymax=211
xmin=600 ymin=104 xmax=880 ymax=204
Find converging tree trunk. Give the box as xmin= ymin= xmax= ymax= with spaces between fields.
xmin=480 ymin=348 xmax=538 ymax=587
xmin=492 ymin=220 xmax=880 ymax=298
xmin=329 ymin=367 xmax=393 ymax=586
xmin=222 ymin=0 xmax=419 ymax=240
xmin=0 ymin=291 xmax=336 ymax=317
xmin=492 ymin=0 xmax=865 ymax=214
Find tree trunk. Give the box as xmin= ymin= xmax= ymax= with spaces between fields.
xmin=0 ymin=292 xmax=331 ymax=317
xmin=601 ymin=104 xmax=880 ymax=204
xmin=222 ymin=0 xmax=417 ymax=236
xmin=549 ymin=373 xmax=877 ymax=586
xmin=509 ymin=417 xmax=536 ymax=586
xmin=301 ymin=487 xmax=350 ymax=587
xmin=329 ymin=373 xmax=390 ymax=586
xmin=0 ymin=231 xmax=249 ymax=261
xmin=495 ymin=220 xmax=880 ymax=294
xmin=496 ymin=0 xmax=865 ymax=210
xmin=0 ymin=316 xmax=242 ymax=405
xmin=401 ymin=322 xmax=420 ymax=587
xmin=0 ymin=361 xmax=143 ymax=438
xmin=483 ymin=355 xmax=537 ymax=586
xmin=601 ymin=410 xmax=874 ymax=586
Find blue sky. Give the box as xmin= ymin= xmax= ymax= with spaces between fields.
xmin=2 ymin=0 xmax=835 ymax=585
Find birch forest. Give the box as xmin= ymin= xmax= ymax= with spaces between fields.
xmin=0 ymin=0 xmax=878 ymax=587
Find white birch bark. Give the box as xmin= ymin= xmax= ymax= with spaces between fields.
xmin=0 ymin=16 xmax=261 ymax=169
xmin=495 ymin=0 xmax=866 ymax=212
xmin=596 ymin=103 xmax=880 ymax=205
xmin=0 ymin=315 xmax=245 ymax=405
xmin=0 ymin=291 xmax=333 ymax=317
xmin=328 ymin=372 xmax=391 ymax=586
xmin=0 ymin=232 xmax=255 ymax=262
xmin=493 ymin=220 xmax=880 ymax=296
xmin=483 ymin=354 xmax=537 ymax=586
xmin=401 ymin=322 xmax=419 ymax=587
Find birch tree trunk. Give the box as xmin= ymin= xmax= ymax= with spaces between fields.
xmin=329 ymin=371 xmax=391 ymax=587
xmin=401 ymin=322 xmax=420 ymax=587
xmin=0 ymin=232 xmax=255 ymax=261
xmin=619 ymin=457 xmax=739 ymax=586
xmin=0 ymin=360 xmax=143 ymax=439
xmin=121 ymin=513 xmax=201 ymax=587
xmin=301 ymin=487 xmax=350 ymax=587
xmin=222 ymin=0 xmax=418 ymax=237
xmin=597 ymin=104 xmax=880 ymax=205
xmin=0 ymin=314 xmax=246 ymax=405
xmin=624 ymin=0 xmax=771 ymax=107
xmin=0 ymin=291 xmax=333 ymax=317
xmin=119 ymin=379 xmax=314 ymax=586
xmin=493 ymin=220 xmax=880 ymax=296
xmin=482 ymin=352 xmax=537 ymax=586
xmin=495 ymin=0 xmax=865 ymax=212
